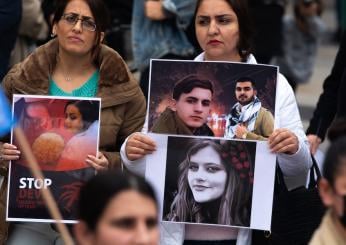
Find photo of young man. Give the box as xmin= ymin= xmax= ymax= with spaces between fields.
xmin=225 ymin=77 xmax=274 ymax=140
xmin=151 ymin=74 xmax=214 ymax=136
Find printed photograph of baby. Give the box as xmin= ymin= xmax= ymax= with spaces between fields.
xmin=148 ymin=60 xmax=277 ymax=140
xmin=162 ymin=136 xmax=256 ymax=227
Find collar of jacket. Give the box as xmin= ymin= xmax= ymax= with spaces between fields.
xmin=6 ymin=39 xmax=141 ymax=108
xmin=152 ymin=108 xmax=214 ymax=136
xmin=152 ymin=108 xmax=193 ymax=135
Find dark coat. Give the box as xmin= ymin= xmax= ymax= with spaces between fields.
xmin=0 ymin=0 xmax=21 ymax=81
xmin=306 ymin=33 xmax=346 ymax=141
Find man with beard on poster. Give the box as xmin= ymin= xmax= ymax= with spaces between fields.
xmin=225 ymin=76 xmax=274 ymax=140
xmin=151 ymin=74 xmax=214 ymax=137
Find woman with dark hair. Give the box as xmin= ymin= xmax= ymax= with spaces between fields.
xmin=122 ymin=0 xmax=310 ymax=244
xmin=64 ymin=100 xmax=99 ymax=134
xmin=167 ymin=140 xmax=251 ymax=227
xmin=74 ymin=171 xmax=160 ymax=245
xmin=1 ymin=0 xmax=145 ymax=243
xmin=60 ymin=99 xmax=100 ymax=171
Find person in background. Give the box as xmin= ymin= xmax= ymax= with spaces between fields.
xmin=1 ymin=0 xmax=145 ymax=243
xmin=122 ymin=0 xmax=311 ymax=244
xmin=306 ymin=32 xmax=346 ymax=155
xmin=103 ymin=0 xmax=133 ymax=60
xmin=248 ymin=0 xmax=287 ymax=64
xmin=325 ymin=117 xmax=346 ymax=143
xmin=0 ymin=0 xmax=21 ymax=82
xmin=74 ymin=171 xmax=159 ymax=245
xmin=132 ymin=0 xmax=197 ymax=99
xmin=334 ymin=0 xmax=345 ymax=42
xmin=9 ymin=0 xmax=49 ymax=67
xmin=272 ymin=0 xmax=325 ymax=92
xmin=309 ymin=136 xmax=346 ymax=245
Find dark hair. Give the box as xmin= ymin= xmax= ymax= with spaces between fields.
xmin=52 ymin=0 xmax=110 ymax=59
xmin=322 ymin=137 xmax=346 ymax=187
xmin=64 ymin=100 xmax=99 ymax=131
xmin=194 ymin=0 xmax=253 ymax=61
xmin=173 ymin=74 xmax=214 ymax=100
xmin=235 ymin=76 xmax=256 ymax=89
xmin=78 ymin=171 xmax=158 ymax=230
xmin=294 ymin=0 xmax=323 ymax=19
xmin=327 ymin=117 xmax=346 ymax=142
xmin=169 ymin=140 xmax=250 ymax=226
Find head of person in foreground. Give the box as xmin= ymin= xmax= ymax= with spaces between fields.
xmin=74 ymin=171 xmax=160 ymax=245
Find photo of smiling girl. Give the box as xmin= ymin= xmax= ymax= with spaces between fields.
xmin=163 ymin=137 xmax=256 ymax=227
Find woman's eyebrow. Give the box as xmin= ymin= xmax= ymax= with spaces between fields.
xmin=197 ymin=14 xmax=233 ymax=18
xmin=64 ymin=12 xmax=94 ymax=20
xmin=204 ymin=162 xmax=222 ymax=166
xmin=110 ymin=217 xmax=136 ymax=227
xmin=215 ymin=14 xmax=233 ymax=18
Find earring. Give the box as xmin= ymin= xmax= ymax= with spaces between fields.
xmin=51 ymin=32 xmax=56 ymax=38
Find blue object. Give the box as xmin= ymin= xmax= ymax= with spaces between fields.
xmin=0 ymin=88 xmax=12 ymax=136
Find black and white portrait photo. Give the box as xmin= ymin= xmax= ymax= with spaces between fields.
xmin=163 ymin=137 xmax=256 ymax=227
xmin=145 ymin=134 xmax=277 ymax=230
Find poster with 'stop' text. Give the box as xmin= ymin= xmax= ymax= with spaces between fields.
xmin=7 ymin=94 xmax=101 ymax=223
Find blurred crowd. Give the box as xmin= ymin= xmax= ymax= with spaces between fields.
xmin=0 ymin=0 xmax=346 ymax=245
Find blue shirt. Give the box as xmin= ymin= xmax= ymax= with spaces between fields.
xmin=49 ymin=70 xmax=99 ymax=97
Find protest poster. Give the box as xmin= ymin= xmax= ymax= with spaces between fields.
xmin=145 ymin=133 xmax=276 ymax=230
xmin=147 ymin=59 xmax=278 ymax=140
xmin=7 ymin=95 xmax=101 ymax=223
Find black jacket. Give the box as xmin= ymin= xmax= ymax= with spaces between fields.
xmin=0 ymin=0 xmax=21 ymax=81
xmin=306 ymin=32 xmax=346 ymax=141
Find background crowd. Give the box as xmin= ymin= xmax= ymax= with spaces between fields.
xmin=0 ymin=0 xmax=346 ymax=244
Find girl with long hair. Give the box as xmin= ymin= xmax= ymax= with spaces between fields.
xmin=167 ymin=140 xmax=252 ymax=227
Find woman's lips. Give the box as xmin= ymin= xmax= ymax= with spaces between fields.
xmin=190 ymin=116 xmax=203 ymax=120
xmin=207 ymin=40 xmax=222 ymax=45
xmin=68 ymin=36 xmax=83 ymax=42
xmin=193 ymin=185 xmax=210 ymax=191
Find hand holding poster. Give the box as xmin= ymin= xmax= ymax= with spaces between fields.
xmin=145 ymin=133 xmax=276 ymax=230
xmin=7 ymin=95 xmax=101 ymax=223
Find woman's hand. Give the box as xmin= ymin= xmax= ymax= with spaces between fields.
xmin=268 ymin=128 xmax=299 ymax=155
xmin=126 ymin=133 xmax=156 ymax=161
xmin=307 ymin=134 xmax=321 ymax=155
xmin=86 ymin=152 xmax=109 ymax=171
xmin=0 ymin=143 xmax=21 ymax=164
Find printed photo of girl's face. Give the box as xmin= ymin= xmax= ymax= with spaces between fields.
xmin=64 ymin=104 xmax=84 ymax=134
xmin=187 ymin=145 xmax=227 ymax=203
